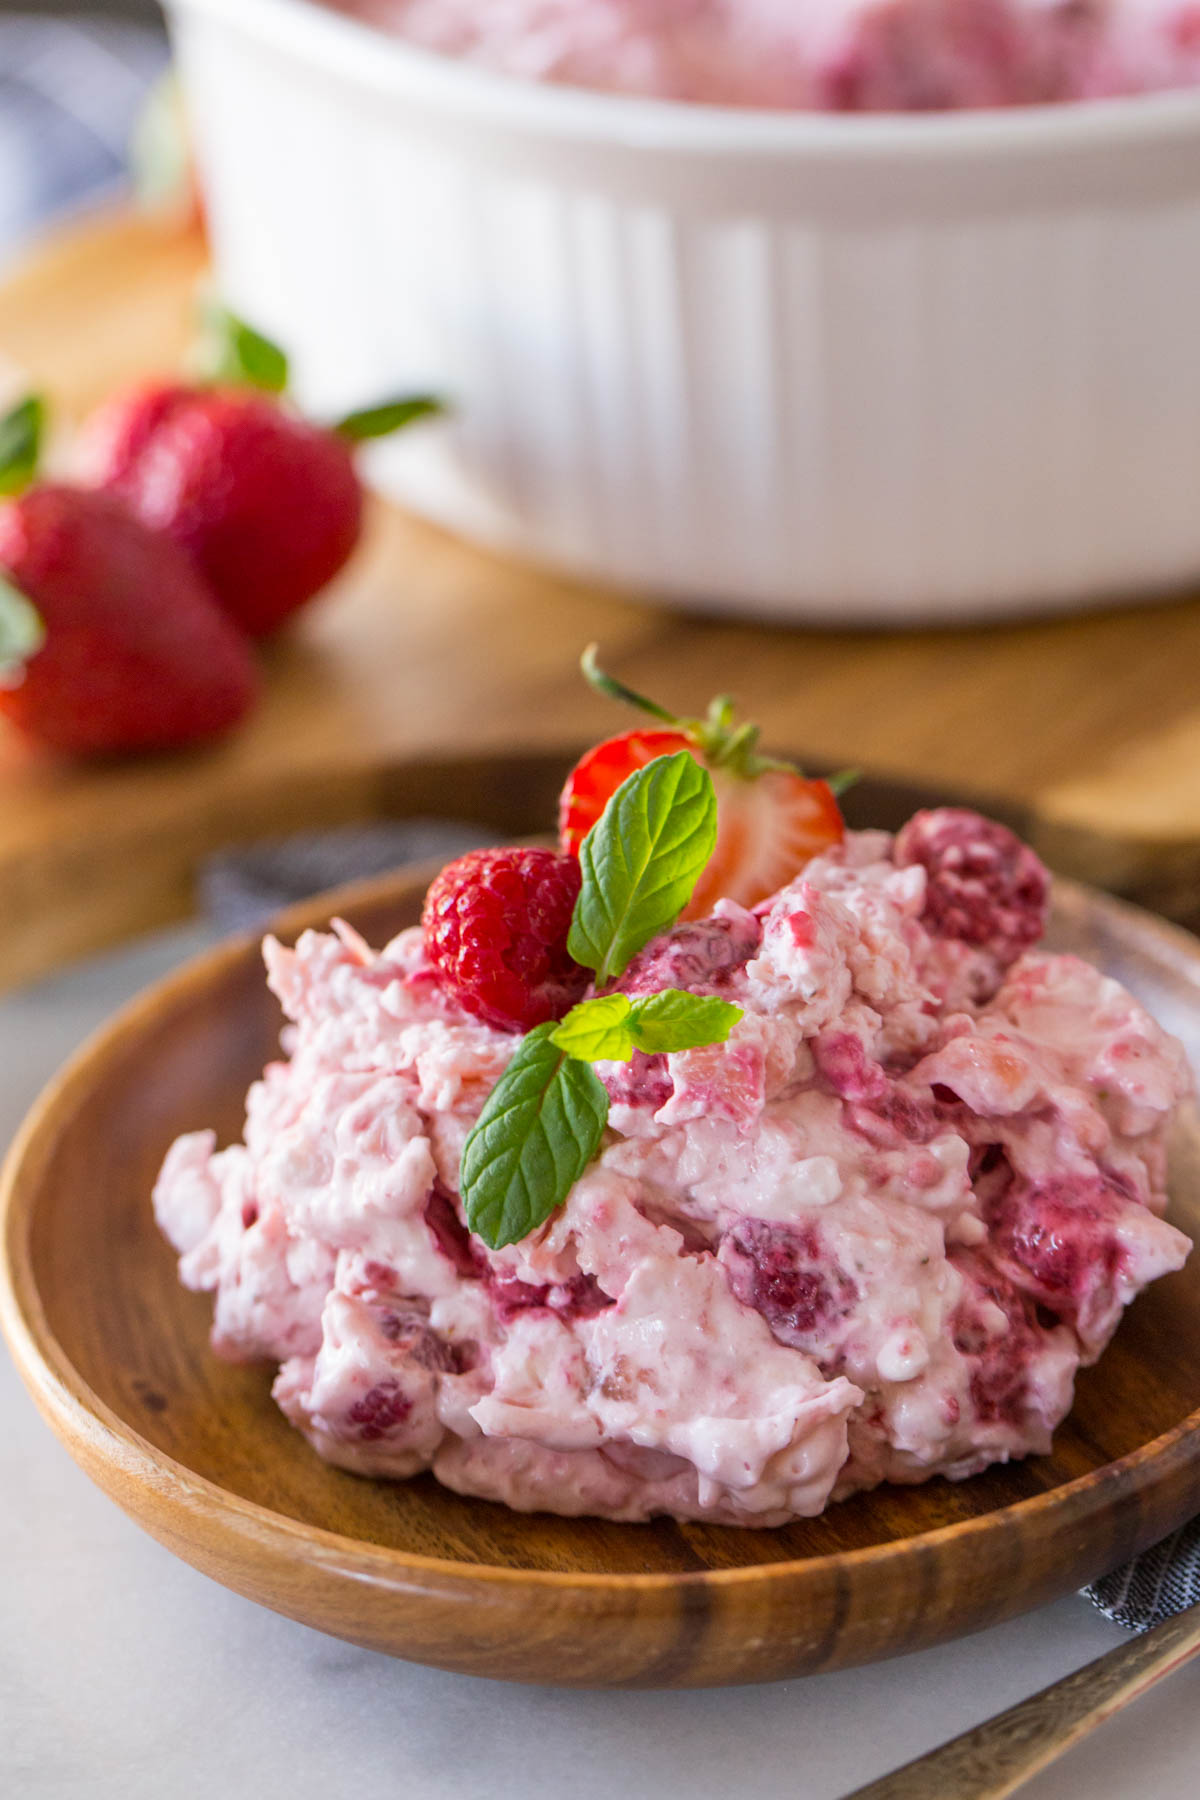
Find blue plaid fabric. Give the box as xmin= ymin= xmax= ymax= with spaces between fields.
xmin=0 ymin=14 xmax=166 ymax=257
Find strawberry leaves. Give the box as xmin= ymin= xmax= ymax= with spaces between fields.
xmin=460 ymin=1025 xmax=610 ymax=1251
xmin=194 ymin=303 xmax=446 ymax=443
xmin=0 ymin=574 xmax=45 ymax=686
xmin=0 ymin=401 xmax=44 ymax=678
xmin=0 ymin=396 xmax=45 ymax=497
xmin=195 ymin=305 xmax=290 ymax=395
xmin=568 ymin=751 xmax=717 ymax=986
xmin=336 ymin=395 xmax=447 ymax=442
xmin=577 ymin=644 xmax=859 ymax=799
xmin=459 ymin=751 xmax=742 ymax=1250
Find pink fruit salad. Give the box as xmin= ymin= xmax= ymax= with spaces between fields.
xmin=155 ymin=754 xmax=1193 ymax=1524
xmin=326 ymin=0 xmax=1200 ymax=112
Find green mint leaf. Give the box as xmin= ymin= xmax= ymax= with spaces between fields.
xmin=195 ymin=305 xmax=289 ymax=394
xmin=0 ymin=574 xmax=45 ymax=685
xmin=460 ymin=1023 xmax=610 ymax=1250
xmin=0 ymin=396 xmax=45 ymax=497
xmin=335 ymin=394 xmax=446 ymax=442
xmin=550 ymin=993 xmax=636 ymax=1063
xmin=549 ymin=988 xmax=743 ymax=1066
xmin=568 ymin=751 xmax=718 ymax=986
xmin=629 ymin=989 xmax=743 ymax=1055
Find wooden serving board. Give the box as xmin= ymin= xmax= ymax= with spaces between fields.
xmin=2 ymin=212 xmax=1200 ymax=991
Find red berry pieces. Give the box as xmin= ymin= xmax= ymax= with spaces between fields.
xmin=346 ymin=1379 xmax=412 ymax=1441
xmin=488 ymin=1269 xmax=613 ymax=1324
xmin=559 ymin=727 xmax=694 ymax=856
xmin=0 ymin=484 xmax=257 ymax=755
xmin=950 ymin=1251 xmax=1049 ymax=1428
xmin=721 ymin=1219 xmax=857 ymax=1357
xmin=79 ymin=383 xmax=364 ymax=638
xmin=616 ymin=910 xmax=762 ymax=999
xmin=596 ymin=1049 xmax=674 ymax=1113
xmin=893 ymin=807 xmax=1049 ymax=967
xmin=982 ymin=1171 xmax=1125 ymax=1316
xmin=422 ymin=846 xmax=591 ymax=1033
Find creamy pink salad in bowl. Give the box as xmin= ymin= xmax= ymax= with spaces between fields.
xmin=154 ymin=682 xmax=1194 ymax=1528
xmin=328 ymin=0 xmax=1200 ymax=111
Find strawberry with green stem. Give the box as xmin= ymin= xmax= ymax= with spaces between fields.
xmin=0 ymin=395 xmax=257 ymax=756
xmin=559 ymin=645 xmax=849 ymax=918
xmin=78 ymin=307 xmax=445 ymax=639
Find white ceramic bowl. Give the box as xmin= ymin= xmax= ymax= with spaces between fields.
xmin=166 ymin=0 xmax=1200 ymax=624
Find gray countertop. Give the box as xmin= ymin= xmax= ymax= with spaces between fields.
xmin=3 ymin=925 xmax=1199 ymax=1800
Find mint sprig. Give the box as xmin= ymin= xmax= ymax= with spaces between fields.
xmin=459 ymin=750 xmax=742 ymax=1251
xmin=462 ymin=985 xmax=743 ymax=1249
xmin=460 ymin=1024 xmax=610 ymax=1251
xmin=568 ymin=751 xmax=717 ymax=986
xmin=623 ymin=988 xmax=742 ymax=1055
xmin=551 ymin=989 xmax=742 ymax=1064
xmin=549 ymin=993 xmax=639 ymax=1063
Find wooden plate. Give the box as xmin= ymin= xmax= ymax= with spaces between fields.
xmin=3 ymin=853 xmax=1200 ymax=1687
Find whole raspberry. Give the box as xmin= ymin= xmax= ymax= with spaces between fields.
xmin=421 ymin=847 xmax=590 ymax=1033
xmin=894 ymin=807 xmax=1049 ymax=967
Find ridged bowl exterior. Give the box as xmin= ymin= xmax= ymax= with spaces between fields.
xmin=167 ymin=0 xmax=1200 ymax=623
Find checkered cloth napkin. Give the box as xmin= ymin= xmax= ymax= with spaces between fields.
xmin=0 ymin=13 xmax=166 ymax=258
xmin=1086 ymin=1519 xmax=1200 ymax=1630
xmin=201 ymin=821 xmax=500 ymax=931
xmin=201 ymin=820 xmax=1200 ymax=1634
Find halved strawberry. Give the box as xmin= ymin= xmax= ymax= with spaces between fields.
xmin=688 ymin=763 xmax=846 ymax=918
xmin=559 ymin=726 xmax=693 ymax=855
xmin=559 ymin=647 xmax=848 ymax=918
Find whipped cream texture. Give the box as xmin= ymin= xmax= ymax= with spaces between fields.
xmin=155 ymin=812 xmax=1192 ymax=1525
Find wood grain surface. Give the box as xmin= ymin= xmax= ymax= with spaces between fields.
xmin=4 ymin=838 xmax=1200 ymax=1687
xmin=2 ymin=213 xmax=1200 ymax=992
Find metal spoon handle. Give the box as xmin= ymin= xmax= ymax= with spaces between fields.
xmin=842 ymin=1602 xmax=1200 ymax=1800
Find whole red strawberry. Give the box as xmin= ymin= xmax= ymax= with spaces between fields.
xmin=78 ymin=314 xmax=442 ymax=639
xmin=559 ymin=647 xmax=848 ymax=918
xmin=79 ymin=383 xmax=362 ymax=640
xmin=0 ymin=484 xmax=258 ymax=755
xmin=422 ymin=847 xmax=590 ymax=1034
